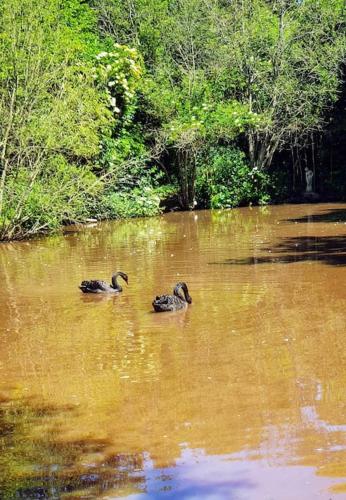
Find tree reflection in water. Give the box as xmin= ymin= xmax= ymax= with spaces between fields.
xmin=0 ymin=396 xmax=145 ymax=499
xmin=216 ymin=236 xmax=346 ymax=266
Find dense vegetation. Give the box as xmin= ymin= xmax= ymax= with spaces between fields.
xmin=0 ymin=0 xmax=345 ymax=240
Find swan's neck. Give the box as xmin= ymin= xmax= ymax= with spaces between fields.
xmin=111 ymin=274 xmax=122 ymax=291
xmin=174 ymin=282 xmax=191 ymax=303
xmin=174 ymin=284 xmax=185 ymax=302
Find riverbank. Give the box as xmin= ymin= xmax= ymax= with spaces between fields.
xmin=3 ymin=194 xmax=346 ymax=243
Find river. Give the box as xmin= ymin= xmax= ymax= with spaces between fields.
xmin=0 ymin=204 xmax=346 ymax=499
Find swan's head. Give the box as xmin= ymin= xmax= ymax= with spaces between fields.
xmin=111 ymin=271 xmax=129 ymax=290
xmin=121 ymin=272 xmax=129 ymax=284
xmin=116 ymin=271 xmax=128 ymax=284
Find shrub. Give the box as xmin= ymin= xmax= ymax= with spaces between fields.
xmin=100 ymin=188 xmax=161 ymax=219
xmin=0 ymin=157 xmax=101 ymax=240
xmin=92 ymin=155 xmax=177 ymax=220
xmin=195 ymin=146 xmax=271 ymax=209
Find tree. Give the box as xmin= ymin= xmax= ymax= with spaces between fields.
xmin=0 ymin=0 xmax=113 ymax=239
xmin=212 ymin=0 xmax=346 ymax=169
xmin=93 ymin=0 xmax=260 ymax=208
xmin=93 ymin=0 xmax=346 ymax=203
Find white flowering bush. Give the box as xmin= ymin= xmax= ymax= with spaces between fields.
xmin=94 ymin=44 xmax=142 ymax=125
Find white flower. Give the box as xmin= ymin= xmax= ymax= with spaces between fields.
xmin=108 ymin=81 xmax=115 ymax=87
xmin=96 ymin=51 xmax=108 ymax=59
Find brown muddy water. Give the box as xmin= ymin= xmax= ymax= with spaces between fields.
xmin=0 ymin=204 xmax=346 ymax=499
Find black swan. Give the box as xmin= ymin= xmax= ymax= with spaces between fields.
xmin=152 ymin=282 xmax=192 ymax=312
xmin=79 ymin=271 xmax=128 ymax=294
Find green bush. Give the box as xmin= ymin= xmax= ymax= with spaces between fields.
xmin=92 ymin=154 xmax=177 ymax=220
xmin=94 ymin=184 xmax=176 ymax=219
xmin=100 ymin=188 xmax=162 ymax=218
xmin=1 ymin=157 xmax=101 ymax=240
xmin=195 ymin=146 xmax=271 ymax=209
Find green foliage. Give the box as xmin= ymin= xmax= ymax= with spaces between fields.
xmin=196 ymin=147 xmax=271 ymax=209
xmin=100 ymin=188 xmax=161 ymax=218
xmin=0 ymin=0 xmax=149 ymax=240
xmin=207 ymin=102 xmax=266 ymax=142
xmin=1 ymin=158 xmax=101 ymax=240
xmin=94 ymin=0 xmax=346 ymax=206
xmin=213 ymin=0 xmax=346 ymax=169
xmin=94 ymin=159 xmax=176 ymax=219
xmin=0 ymin=0 xmax=112 ymax=239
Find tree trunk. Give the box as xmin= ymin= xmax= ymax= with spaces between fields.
xmin=0 ymin=87 xmax=16 ymax=219
xmin=177 ymin=149 xmax=196 ymax=210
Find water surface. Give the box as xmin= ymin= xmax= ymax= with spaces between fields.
xmin=1 ymin=204 xmax=346 ymax=499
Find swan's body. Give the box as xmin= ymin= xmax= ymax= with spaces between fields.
xmin=79 ymin=271 xmax=128 ymax=294
xmin=152 ymin=282 xmax=192 ymax=312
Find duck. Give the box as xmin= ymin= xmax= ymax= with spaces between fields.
xmin=152 ymin=282 xmax=192 ymax=312
xmin=79 ymin=271 xmax=128 ymax=294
